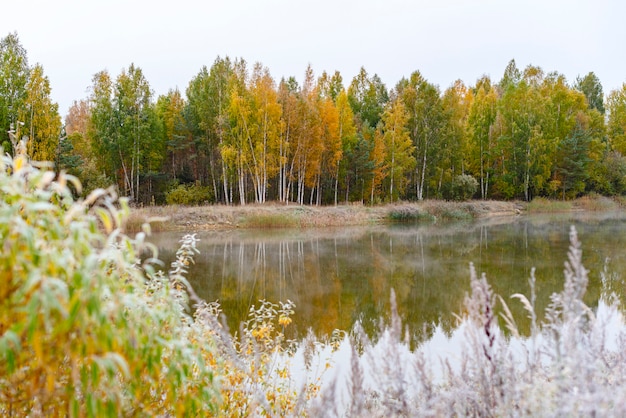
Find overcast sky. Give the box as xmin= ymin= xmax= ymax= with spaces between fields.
xmin=4 ymin=0 xmax=625 ymax=117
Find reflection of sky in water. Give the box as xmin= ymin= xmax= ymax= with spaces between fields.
xmin=149 ymin=211 xmax=626 ymax=342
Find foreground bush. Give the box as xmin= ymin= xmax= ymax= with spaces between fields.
xmin=0 ymin=154 xmax=221 ymax=416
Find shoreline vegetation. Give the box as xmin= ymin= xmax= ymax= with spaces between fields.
xmin=6 ymin=154 xmax=626 ymax=416
xmin=125 ymin=194 xmax=625 ymax=233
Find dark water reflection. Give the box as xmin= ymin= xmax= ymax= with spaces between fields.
xmin=149 ymin=211 xmax=626 ymax=341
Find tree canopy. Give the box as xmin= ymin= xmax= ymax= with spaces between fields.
xmin=2 ymin=31 xmax=625 ymax=204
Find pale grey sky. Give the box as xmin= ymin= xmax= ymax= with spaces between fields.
xmin=4 ymin=0 xmax=625 ymax=116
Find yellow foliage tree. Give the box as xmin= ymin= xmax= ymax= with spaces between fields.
xmin=20 ymin=64 xmax=61 ymax=162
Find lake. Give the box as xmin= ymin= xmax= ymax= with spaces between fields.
xmin=148 ymin=211 xmax=626 ymax=341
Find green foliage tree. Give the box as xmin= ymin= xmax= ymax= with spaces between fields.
xmin=88 ymin=65 xmax=164 ymax=203
xmin=555 ymin=127 xmax=592 ymax=198
xmin=186 ymin=57 xmax=236 ymax=203
xmin=397 ymin=71 xmax=445 ymax=200
xmin=0 ymin=32 xmax=29 ymax=153
xmin=65 ymin=99 xmax=115 ymax=196
xmin=575 ymin=72 xmax=605 ymax=114
xmin=88 ymin=70 xmax=117 ymax=182
xmin=114 ymin=64 xmax=163 ymax=202
xmin=348 ymin=67 xmax=388 ymax=130
xmin=600 ymin=151 xmax=626 ymax=195
xmin=496 ymin=65 xmax=548 ymax=200
xmin=55 ymin=128 xmax=82 ymax=177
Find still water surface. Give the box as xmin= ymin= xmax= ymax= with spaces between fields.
xmin=149 ymin=211 xmax=626 ymax=340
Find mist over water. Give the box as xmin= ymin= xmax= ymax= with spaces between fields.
xmin=150 ymin=211 xmax=626 ymax=341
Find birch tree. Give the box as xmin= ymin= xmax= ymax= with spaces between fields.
xmin=20 ymin=64 xmax=61 ymax=162
xmin=397 ymin=71 xmax=444 ymax=200
xmin=247 ymin=63 xmax=282 ymax=203
xmin=381 ymin=99 xmax=415 ymax=201
xmin=186 ymin=57 xmax=234 ymax=203
xmin=467 ymin=76 xmax=498 ymax=199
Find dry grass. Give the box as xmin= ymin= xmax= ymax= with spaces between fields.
xmin=574 ymin=194 xmax=620 ymax=211
xmin=528 ymin=195 xmax=621 ymax=213
xmin=527 ymin=197 xmax=573 ymax=213
xmin=126 ymin=201 xmax=525 ymax=233
xmin=305 ymin=226 xmax=626 ymax=417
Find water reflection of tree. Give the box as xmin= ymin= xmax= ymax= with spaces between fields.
xmin=152 ymin=213 xmax=626 ymax=341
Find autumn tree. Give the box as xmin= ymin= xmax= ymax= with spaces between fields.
xmin=298 ymin=65 xmax=324 ymax=205
xmin=222 ymin=59 xmax=252 ymax=204
xmin=540 ymin=72 xmax=594 ymax=197
xmin=467 ymin=76 xmax=498 ymax=199
xmin=315 ymin=94 xmax=342 ymax=205
xmin=318 ymin=70 xmax=343 ymax=102
xmin=277 ymin=77 xmax=300 ymax=203
xmin=439 ymin=80 xmax=472 ymax=197
xmin=241 ymin=63 xmax=282 ymax=203
xmin=335 ymin=89 xmax=357 ymax=204
xmin=156 ymin=89 xmax=190 ymax=181
xmin=19 ymin=64 xmax=61 ymax=162
xmin=607 ymin=84 xmax=626 ymax=155
xmin=380 ymin=99 xmax=415 ymax=201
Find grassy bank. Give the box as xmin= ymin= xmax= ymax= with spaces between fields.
xmin=125 ymin=200 xmax=526 ymax=233
xmin=125 ymin=194 xmax=626 ymax=233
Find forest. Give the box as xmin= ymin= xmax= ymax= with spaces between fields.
xmin=3 ymin=31 xmax=626 ymax=206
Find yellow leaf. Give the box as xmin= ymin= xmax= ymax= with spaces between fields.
xmin=46 ymin=369 xmax=55 ymax=393
xmin=14 ymin=155 xmax=26 ymax=173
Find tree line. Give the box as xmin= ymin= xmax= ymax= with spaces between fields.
xmin=3 ymin=31 xmax=626 ymax=205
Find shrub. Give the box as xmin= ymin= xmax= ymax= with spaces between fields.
xmin=445 ymin=174 xmax=479 ymax=201
xmin=387 ymin=206 xmax=435 ymax=223
xmin=0 ymin=154 xmax=219 ymax=416
xmin=166 ymin=182 xmax=212 ymax=205
xmin=527 ymin=197 xmax=572 ymax=212
xmin=576 ymin=193 xmax=618 ymax=211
